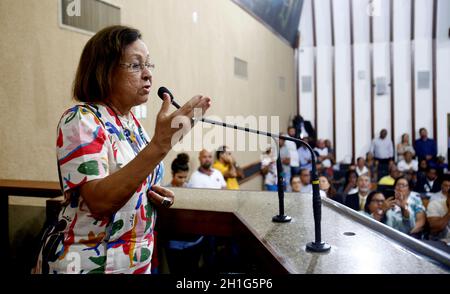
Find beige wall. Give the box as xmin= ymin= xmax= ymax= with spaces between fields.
xmin=0 ymin=0 xmax=296 ymax=188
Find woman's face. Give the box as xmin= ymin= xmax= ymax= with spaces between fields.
xmin=319 ymin=176 xmax=330 ymax=191
xmin=110 ymin=39 xmax=152 ymax=111
xmin=368 ymin=193 xmax=385 ymax=214
xmin=403 ymin=134 xmax=409 ymax=144
xmin=395 ymin=178 xmax=409 ymax=197
xmin=172 ymin=171 xmax=189 ymax=187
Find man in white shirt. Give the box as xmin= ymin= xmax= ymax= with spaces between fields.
xmin=430 ymin=179 xmax=450 ymax=202
xmin=369 ymin=129 xmax=394 ymax=180
xmin=188 ymin=149 xmax=227 ymax=189
xmin=427 ymin=178 xmax=450 ymax=240
xmin=279 ymin=135 xmax=291 ymax=191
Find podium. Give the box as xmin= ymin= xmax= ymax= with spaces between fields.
xmin=157 ymin=187 xmax=450 ymax=274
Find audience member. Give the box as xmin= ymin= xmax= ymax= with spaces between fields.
xmin=366 ymin=152 xmax=378 ymax=183
xmin=324 ymin=139 xmax=335 ymax=163
xmin=314 ymin=139 xmax=332 ymax=169
xmin=397 ymin=150 xmax=418 ymax=173
xmin=429 ymin=177 xmax=450 ymax=202
xmin=414 ymin=128 xmax=437 ymax=163
xmin=385 ymin=177 xmax=426 ymax=237
xmin=414 ymin=167 xmax=441 ymax=194
xmin=345 ymin=174 xmax=371 ymax=211
xmin=355 ymin=157 xmax=370 ymax=177
xmin=299 ymin=168 xmax=312 ymax=193
xmin=429 ymin=155 xmax=448 ymax=178
xmin=370 ymin=129 xmax=394 ymax=180
xmin=404 ymin=170 xmax=418 ymax=193
xmin=297 ymin=139 xmax=313 ymax=171
xmin=290 ymin=175 xmax=302 ymax=193
xmin=279 ymin=136 xmax=292 ymax=191
xmin=287 ymin=127 xmax=301 ymax=176
xmin=397 ymin=133 xmax=415 ymax=161
xmin=213 ymin=146 xmax=243 ymax=190
xmin=167 ymin=153 xmax=190 ymax=187
xmin=362 ymin=191 xmax=387 ymax=222
xmin=188 ymin=149 xmax=227 ymax=189
xmin=340 ymin=170 xmax=359 ymax=196
xmin=378 ymin=164 xmax=402 ymax=187
xmin=427 ymin=177 xmax=450 ymax=241
xmin=319 ymin=175 xmax=343 ymax=203
xmin=260 ymin=147 xmax=278 ymax=191
xmin=292 ymin=115 xmax=316 ymax=145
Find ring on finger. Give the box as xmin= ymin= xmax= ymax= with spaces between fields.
xmin=161 ymin=197 xmax=172 ymax=208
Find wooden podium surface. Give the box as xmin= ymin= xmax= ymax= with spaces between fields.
xmin=164 ymin=187 xmax=450 ymax=274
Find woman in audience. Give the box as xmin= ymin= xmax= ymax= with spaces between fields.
xmin=167 ymin=153 xmax=190 ymax=187
xmin=417 ymin=159 xmax=428 ymax=183
xmin=339 ymin=170 xmax=359 ymax=196
xmin=319 ymin=176 xmax=343 ymax=203
xmin=363 ymin=191 xmax=387 ymax=222
xmin=32 ymin=26 xmax=211 ymax=274
xmin=397 ymin=133 xmax=415 ymax=161
xmin=385 ymin=177 xmax=426 ymax=237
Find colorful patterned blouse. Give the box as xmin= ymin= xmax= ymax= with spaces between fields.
xmin=33 ymin=103 xmax=163 ymax=274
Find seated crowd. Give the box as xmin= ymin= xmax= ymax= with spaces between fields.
xmin=167 ymin=122 xmax=449 ymax=245
xmin=263 ymin=123 xmax=449 ymax=244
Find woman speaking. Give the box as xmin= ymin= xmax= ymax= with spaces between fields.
xmin=32 ymin=25 xmax=210 ymax=274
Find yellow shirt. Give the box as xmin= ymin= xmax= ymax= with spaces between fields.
xmin=213 ymin=161 xmax=240 ymax=190
xmin=378 ymin=175 xmax=395 ymax=186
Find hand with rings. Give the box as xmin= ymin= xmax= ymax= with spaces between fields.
xmin=148 ymin=185 xmax=175 ymax=208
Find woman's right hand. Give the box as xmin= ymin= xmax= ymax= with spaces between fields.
xmin=150 ymin=93 xmax=211 ymax=153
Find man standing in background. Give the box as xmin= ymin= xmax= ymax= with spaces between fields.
xmin=370 ymin=129 xmax=394 ymax=180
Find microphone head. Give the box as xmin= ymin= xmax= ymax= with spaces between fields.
xmin=157 ymin=86 xmax=174 ymax=102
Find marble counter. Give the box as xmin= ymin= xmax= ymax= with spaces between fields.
xmin=168 ymin=187 xmax=450 ymax=274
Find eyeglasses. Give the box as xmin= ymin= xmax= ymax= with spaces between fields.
xmin=119 ymin=62 xmax=155 ymax=73
xmin=371 ymin=199 xmax=385 ymax=204
xmin=396 ymin=183 xmax=408 ymax=188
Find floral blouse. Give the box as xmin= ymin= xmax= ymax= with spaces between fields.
xmin=33 ymin=103 xmax=163 ymax=274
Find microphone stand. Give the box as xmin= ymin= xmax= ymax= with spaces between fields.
xmin=194 ymin=117 xmax=331 ymax=252
xmin=158 ymin=88 xmax=330 ymax=252
xmin=272 ymin=145 xmax=292 ymax=223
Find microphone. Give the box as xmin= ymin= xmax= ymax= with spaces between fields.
xmin=157 ymin=86 xmax=331 ymax=252
xmin=158 ymin=86 xmax=181 ymax=109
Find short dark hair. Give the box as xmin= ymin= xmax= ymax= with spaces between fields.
xmin=73 ymin=25 xmax=142 ymax=102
